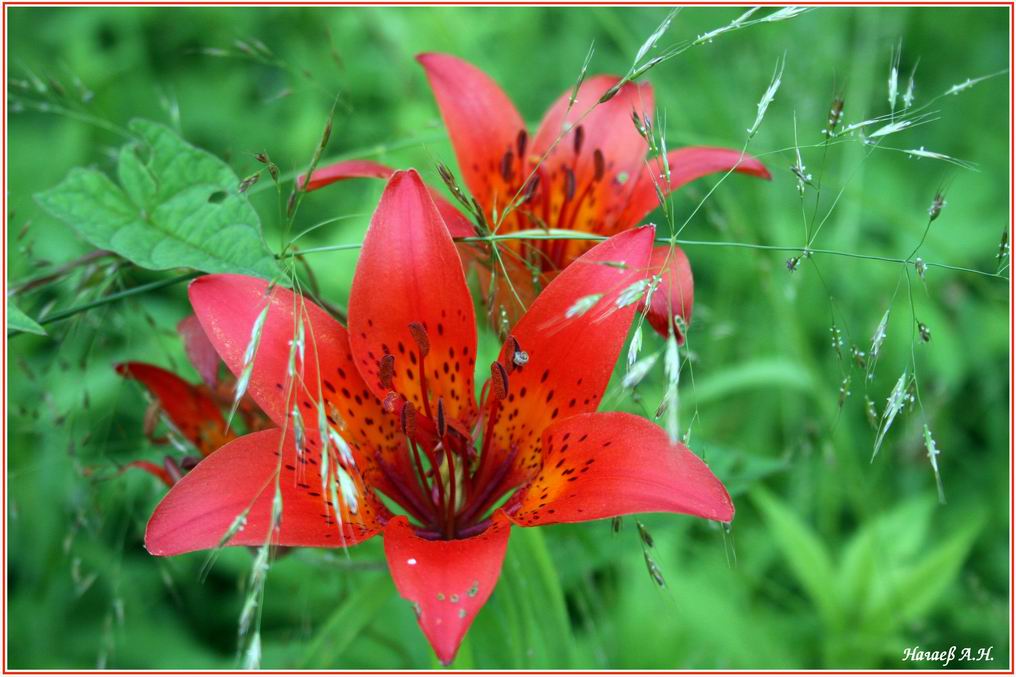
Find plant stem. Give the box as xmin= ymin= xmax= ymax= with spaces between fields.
xmin=35 ymin=271 xmax=198 ymax=328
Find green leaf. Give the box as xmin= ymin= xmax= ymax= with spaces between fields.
xmin=7 ymin=300 xmax=46 ymax=336
xmin=476 ymin=527 xmax=577 ymax=667
xmin=752 ymin=489 xmax=839 ymax=626
xmin=867 ymin=512 xmax=984 ymax=629
xmin=838 ymin=498 xmax=935 ymax=616
xmin=36 ymin=119 xmax=279 ymax=279
xmin=298 ymin=573 xmax=392 ymax=668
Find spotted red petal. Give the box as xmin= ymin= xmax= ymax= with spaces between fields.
xmin=526 ymin=75 xmax=653 ymax=265
xmin=531 ymin=74 xmax=653 ymax=195
xmin=641 ymin=245 xmax=694 ymax=342
xmin=618 ymin=147 xmax=771 ymax=230
xmin=484 ymin=226 xmax=654 ymax=488
xmin=383 ymin=514 xmax=511 ymax=665
xmin=417 ymin=53 xmax=525 ymax=216
xmin=188 ymin=275 xmax=415 ymax=503
xmin=116 ymin=362 xmax=233 ymax=457
xmin=507 ymin=412 xmax=733 ymax=526
xmin=146 ymin=429 xmax=387 ymax=556
xmin=348 ymin=170 xmax=479 ymax=426
xmin=177 ymin=314 xmax=221 ymax=387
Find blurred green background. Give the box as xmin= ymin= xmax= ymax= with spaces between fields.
xmin=6 ymin=6 xmax=1010 ymax=670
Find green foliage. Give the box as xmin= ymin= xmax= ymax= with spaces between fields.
xmin=35 ymin=119 xmax=279 ymax=279
xmin=755 ymin=490 xmax=985 ymax=666
xmin=7 ymin=299 xmax=46 ymax=335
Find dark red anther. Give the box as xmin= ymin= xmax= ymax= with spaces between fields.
xmin=378 ymin=353 xmax=396 ymax=389
xmin=593 ymin=149 xmax=605 ymax=182
xmin=500 ymin=150 xmax=515 ymax=181
xmin=490 ymin=362 xmax=509 ymax=401
xmin=516 ymin=129 xmax=528 ymax=161
xmin=522 ymin=173 xmax=541 ymax=202
xmin=503 ymin=335 xmax=528 ymax=373
xmin=401 ymin=401 xmax=418 ymax=437
xmin=436 ymin=398 xmax=447 ymax=438
xmin=564 ymin=167 xmax=576 ymax=201
xmin=408 ymin=322 xmax=430 ymax=357
xmin=382 ymin=391 xmax=400 ymax=412
xmin=164 ymin=456 xmax=184 ymax=484
xmin=573 ymin=125 xmax=585 ymax=155
xmin=510 ymin=336 xmax=529 ymax=368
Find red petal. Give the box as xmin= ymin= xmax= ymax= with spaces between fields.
xmin=300 ymin=159 xmax=394 ymax=191
xmin=383 ymin=514 xmax=511 ymax=665
xmin=528 ymin=76 xmax=652 ymax=265
xmin=641 ymin=245 xmax=694 ymax=342
xmin=188 ymin=275 xmax=416 ymax=504
xmin=126 ymin=460 xmax=176 ymax=488
xmin=483 ymin=226 xmax=654 ymax=488
xmin=146 ymin=429 xmax=387 ymax=556
xmin=618 ymin=146 xmax=771 ymax=229
xmin=349 ymin=170 xmax=478 ymax=425
xmin=474 ymin=253 xmax=550 ymax=332
xmin=116 ymin=362 xmax=233 ymax=457
xmin=507 ymin=412 xmax=733 ymax=526
xmin=177 ymin=314 xmax=221 ymax=387
xmin=300 ymin=158 xmax=476 ymax=240
xmin=417 ymin=53 xmax=525 ymax=216
xmin=531 ymin=75 xmax=653 ymax=192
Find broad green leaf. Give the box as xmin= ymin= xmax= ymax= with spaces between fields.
xmin=476 ymin=527 xmax=577 ymax=667
xmin=683 ymin=358 xmax=814 ymax=409
xmin=298 ymin=574 xmax=392 ymax=668
xmin=839 ymin=498 xmax=935 ymax=615
xmin=7 ymin=300 xmax=46 ymax=336
xmin=36 ymin=119 xmax=279 ymax=279
xmin=866 ymin=512 xmax=984 ymax=631
xmin=752 ymin=489 xmax=839 ymax=626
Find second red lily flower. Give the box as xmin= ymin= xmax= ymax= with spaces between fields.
xmin=304 ymin=53 xmax=770 ymax=340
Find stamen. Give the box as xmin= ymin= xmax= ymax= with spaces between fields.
xmin=573 ymin=125 xmax=585 ymax=155
xmin=378 ymin=354 xmax=395 ymax=389
xmin=522 ymin=172 xmax=541 ymax=203
xmin=436 ymin=398 xmax=447 ymax=438
xmin=516 ymin=129 xmax=528 ymax=160
xmin=500 ymin=149 xmax=515 ymax=182
xmin=375 ymin=451 xmax=434 ymax=523
xmin=490 ymin=362 xmax=509 ymax=400
xmin=400 ymin=401 xmax=417 ymax=438
xmin=510 ymin=336 xmax=529 ymax=369
xmin=382 ymin=391 xmax=400 ymax=412
xmin=563 ymin=167 xmax=576 ymax=202
xmin=409 ymin=322 xmax=434 ymax=419
xmin=593 ymin=149 xmax=605 ymax=182
xmin=408 ymin=322 xmax=430 ymax=357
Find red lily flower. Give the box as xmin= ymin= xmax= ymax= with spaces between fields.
xmin=145 ymin=170 xmax=733 ymax=665
xmin=117 ymin=315 xmax=272 ymax=486
xmin=303 ymin=53 xmax=770 ymax=341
